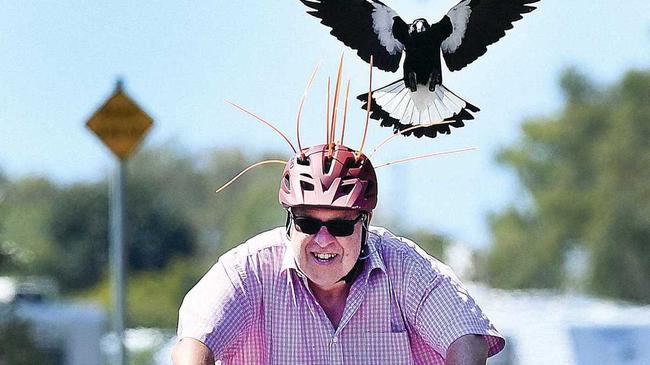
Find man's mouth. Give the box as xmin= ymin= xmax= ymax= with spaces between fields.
xmin=311 ymin=252 xmax=338 ymax=263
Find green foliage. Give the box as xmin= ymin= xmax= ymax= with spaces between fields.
xmin=81 ymin=258 xmax=206 ymax=328
xmin=126 ymin=145 xmax=286 ymax=257
xmin=482 ymin=207 xmax=564 ymax=289
xmin=43 ymin=179 xmax=198 ymax=292
xmin=0 ymin=177 xmax=58 ymax=275
xmin=0 ymin=314 xmax=50 ymax=365
xmin=197 ymin=149 xmax=286 ymax=254
xmin=402 ymin=228 xmax=447 ymax=259
xmin=485 ymin=68 xmax=650 ymax=303
xmin=124 ymin=180 xmax=196 ymax=270
xmin=47 ymin=183 xmax=109 ymax=291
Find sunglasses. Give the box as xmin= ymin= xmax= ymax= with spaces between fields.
xmin=291 ymin=213 xmax=365 ymax=237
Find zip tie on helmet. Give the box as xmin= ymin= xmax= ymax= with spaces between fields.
xmin=215 ymin=159 xmax=287 ymax=194
xmin=369 ymin=122 xmax=454 ymax=160
xmin=339 ymin=79 xmax=351 ymax=146
xmin=219 ymin=57 xmax=375 ymax=202
xmin=225 ymin=100 xmax=297 ymax=153
xmin=219 ymin=55 xmax=473 ymax=205
xmin=296 ymin=61 xmax=322 ymax=161
xmin=326 ymin=77 xmax=331 ymax=158
xmin=374 ymin=147 xmax=478 ymax=169
xmin=330 ymin=52 xmax=345 ymax=152
xmin=356 ymin=55 xmax=374 ymax=162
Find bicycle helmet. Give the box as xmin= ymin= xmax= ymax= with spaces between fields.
xmin=279 ymin=144 xmax=377 ymax=212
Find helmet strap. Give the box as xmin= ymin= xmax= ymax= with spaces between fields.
xmin=341 ymin=213 xmax=370 ymax=284
xmin=285 ymin=209 xmax=293 ymax=239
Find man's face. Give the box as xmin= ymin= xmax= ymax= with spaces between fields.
xmin=289 ymin=207 xmax=364 ymax=292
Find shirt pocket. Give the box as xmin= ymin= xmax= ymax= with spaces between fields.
xmin=363 ymin=331 xmax=414 ymax=365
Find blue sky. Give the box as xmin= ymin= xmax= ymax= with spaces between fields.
xmin=1 ymin=1 xmax=648 ymax=248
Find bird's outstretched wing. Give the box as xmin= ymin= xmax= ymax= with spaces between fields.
xmin=441 ymin=0 xmax=539 ymax=71
xmin=300 ymin=0 xmax=407 ymax=72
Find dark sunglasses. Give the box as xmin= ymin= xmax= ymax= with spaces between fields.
xmin=291 ymin=213 xmax=365 ymax=237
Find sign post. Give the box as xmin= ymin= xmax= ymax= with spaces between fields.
xmin=86 ymin=79 xmax=153 ymax=365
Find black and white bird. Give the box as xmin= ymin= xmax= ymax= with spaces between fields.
xmin=300 ymin=0 xmax=539 ymax=138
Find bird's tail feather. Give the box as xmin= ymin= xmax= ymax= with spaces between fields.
xmin=357 ymin=80 xmax=479 ymax=138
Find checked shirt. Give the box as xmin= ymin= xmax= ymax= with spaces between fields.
xmin=178 ymin=226 xmax=504 ymax=364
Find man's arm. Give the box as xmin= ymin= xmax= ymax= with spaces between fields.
xmin=445 ymin=335 xmax=489 ymax=365
xmin=171 ymin=338 xmax=215 ymax=365
xmin=403 ymin=259 xmax=505 ymax=360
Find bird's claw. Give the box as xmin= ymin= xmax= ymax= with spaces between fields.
xmin=429 ymin=73 xmax=442 ymax=92
xmin=407 ymin=72 xmax=417 ymax=92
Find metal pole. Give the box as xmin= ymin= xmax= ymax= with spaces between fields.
xmin=109 ymin=160 xmax=127 ymax=365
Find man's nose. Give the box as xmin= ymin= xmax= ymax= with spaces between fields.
xmin=314 ymin=226 xmax=335 ymax=247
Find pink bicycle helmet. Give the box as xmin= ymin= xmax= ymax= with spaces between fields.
xmin=279 ymin=144 xmax=377 ymax=212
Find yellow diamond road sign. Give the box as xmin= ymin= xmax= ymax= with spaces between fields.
xmin=86 ymin=80 xmax=153 ymax=160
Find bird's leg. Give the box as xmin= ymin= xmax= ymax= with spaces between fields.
xmin=406 ymin=71 xmax=417 ymax=92
xmin=429 ymin=72 xmax=442 ymax=92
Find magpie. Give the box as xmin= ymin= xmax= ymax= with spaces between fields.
xmin=300 ymin=0 xmax=539 ymax=138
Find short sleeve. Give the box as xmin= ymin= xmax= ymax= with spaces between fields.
xmin=177 ymin=257 xmax=253 ymax=360
xmin=406 ymin=263 xmax=505 ymax=358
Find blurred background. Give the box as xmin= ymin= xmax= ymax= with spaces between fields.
xmin=1 ymin=1 xmax=649 ymax=364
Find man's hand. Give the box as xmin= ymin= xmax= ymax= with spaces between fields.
xmin=171 ymin=338 xmax=215 ymax=365
xmin=445 ymin=334 xmax=489 ymax=365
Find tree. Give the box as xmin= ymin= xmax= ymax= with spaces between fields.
xmin=80 ymin=258 xmax=206 ymax=328
xmin=399 ymin=228 xmax=447 ymax=260
xmin=47 ymin=174 xmax=197 ymax=292
xmin=483 ymin=68 xmax=650 ymax=303
xmin=124 ymin=180 xmax=196 ymax=270
xmin=47 ymin=182 xmax=109 ymax=291
xmin=0 ymin=177 xmax=58 ymax=276
xmin=0 ymin=309 xmax=49 ymax=365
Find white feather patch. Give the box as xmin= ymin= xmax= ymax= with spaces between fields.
xmin=370 ymin=2 xmax=404 ymax=55
xmin=374 ymin=84 xmax=468 ymax=125
xmin=409 ymin=86 xmax=432 ymax=113
xmin=441 ymin=0 xmax=472 ymax=54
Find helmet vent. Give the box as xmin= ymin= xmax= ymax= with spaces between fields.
xmin=297 ymin=156 xmax=310 ymax=166
xmin=283 ymin=174 xmax=291 ymax=189
xmin=364 ymin=180 xmax=375 ymax=196
xmin=323 ymin=156 xmax=334 ymax=174
xmin=344 ymin=157 xmax=359 ymax=169
xmin=300 ymin=181 xmax=315 ymax=191
xmin=339 ymin=183 xmax=354 ymax=196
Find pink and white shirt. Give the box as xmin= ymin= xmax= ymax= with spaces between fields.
xmin=178 ymin=226 xmax=504 ymax=364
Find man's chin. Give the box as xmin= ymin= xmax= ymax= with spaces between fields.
xmin=307 ymin=276 xmax=348 ymax=292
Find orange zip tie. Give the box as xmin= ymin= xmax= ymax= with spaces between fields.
xmin=330 ymin=53 xmax=344 ymax=150
xmin=226 ymin=100 xmax=297 ymax=153
xmin=215 ymin=159 xmax=287 ymax=194
xmin=340 ymin=79 xmax=351 ymax=146
xmin=357 ymin=55 xmax=374 ymax=160
xmin=369 ymin=124 xmax=431 ymax=159
xmin=374 ymin=147 xmax=478 ymax=169
xmin=326 ymin=77 xmax=332 ymax=158
xmin=296 ymin=61 xmax=322 ymax=159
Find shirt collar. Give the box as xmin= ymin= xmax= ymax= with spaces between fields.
xmin=361 ymin=230 xmax=387 ymax=279
xmin=280 ymin=233 xmax=298 ymax=273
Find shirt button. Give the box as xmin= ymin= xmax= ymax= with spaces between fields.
xmin=332 ymin=336 xmax=338 ymax=344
